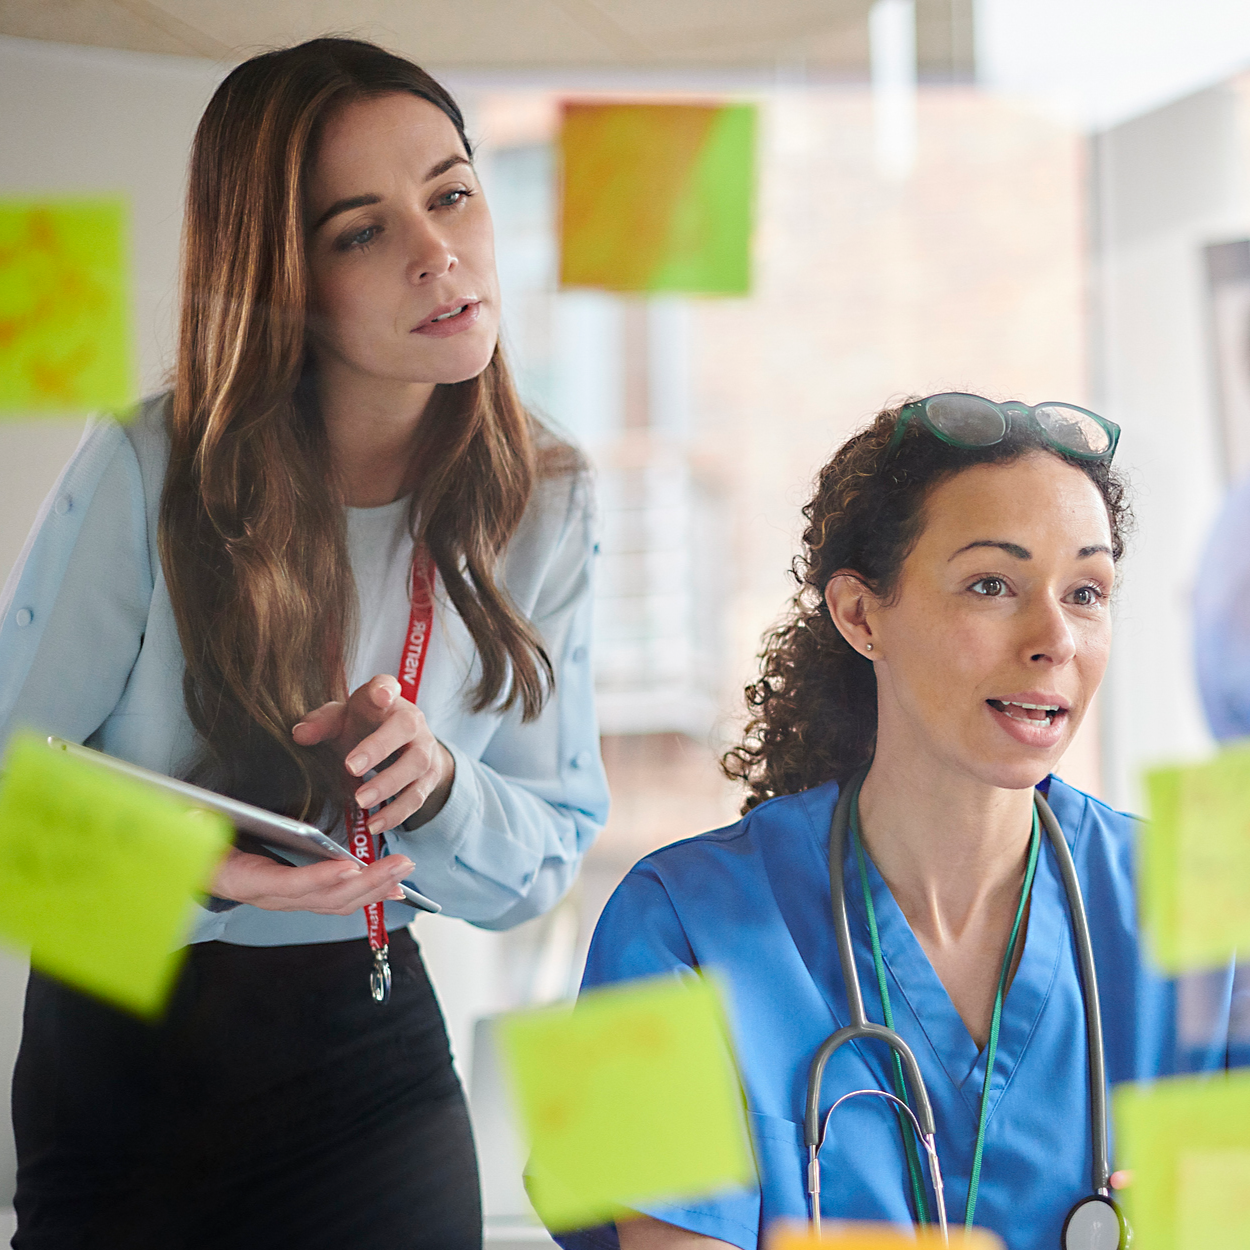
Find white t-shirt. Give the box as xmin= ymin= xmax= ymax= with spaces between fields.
xmin=345 ymin=495 xmax=419 ymax=692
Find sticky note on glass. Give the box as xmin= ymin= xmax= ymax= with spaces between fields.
xmin=0 ymin=198 xmax=136 ymax=416
xmin=767 ymin=1223 xmax=1003 ymax=1248
xmin=1142 ymin=744 xmax=1250 ymax=972
xmin=559 ymin=103 xmax=755 ymax=295
xmin=496 ymin=973 xmax=754 ymax=1231
xmin=1114 ymin=1070 xmax=1250 ymax=1248
xmin=0 ymin=733 xmax=230 ymax=1016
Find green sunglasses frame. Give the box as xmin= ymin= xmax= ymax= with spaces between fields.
xmin=886 ymin=393 xmax=1121 ymax=462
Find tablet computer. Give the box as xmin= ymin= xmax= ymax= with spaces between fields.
xmin=46 ymin=737 xmax=441 ymax=913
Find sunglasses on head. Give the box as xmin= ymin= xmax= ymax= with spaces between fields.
xmin=886 ymin=393 xmax=1120 ymax=463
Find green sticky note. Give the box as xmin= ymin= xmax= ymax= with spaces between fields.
xmin=1115 ymin=1070 xmax=1250 ymax=1248
xmin=1142 ymin=744 xmax=1250 ymax=972
xmin=0 ymin=733 xmax=230 ymax=1016
xmin=497 ymin=973 xmax=755 ymax=1231
xmin=559 ymin=103 xmax=755 ymax=295
xmin=0 ymin=198 xmax=137 ymax=416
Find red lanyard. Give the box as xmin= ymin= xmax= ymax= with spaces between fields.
xmin=346 ymin=551 xmax=436 ymax=1004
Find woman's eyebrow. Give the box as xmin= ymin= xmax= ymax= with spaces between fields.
xmin=949 ymin=540 xmax=1031 ymax=562
xmin=311 ymin=155 xmax=470 ymax=232
xmin=424 ymin=153 xmax=471 ymax=180
xmin=313 ymin=193 xmax=381 ymax=231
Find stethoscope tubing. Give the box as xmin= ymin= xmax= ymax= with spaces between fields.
xmin=806 ymin=771 xmax=1113 ymax=1234
xmin=1033 ymin=789 xmax=1111 ymax=1196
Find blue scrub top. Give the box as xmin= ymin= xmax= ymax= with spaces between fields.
xmin=555 ymin=777 xmax=1245 ymax=1250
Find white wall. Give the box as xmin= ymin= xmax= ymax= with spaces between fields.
xmin=0 ymin=34 xmax=227 ymax=1209
xmin=978 ymin=0 xmax=1250 ymax=128
xmin=1091 ymin=83 xmax=1250 ymax=809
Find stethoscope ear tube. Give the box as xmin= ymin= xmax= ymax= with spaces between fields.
xmin=1033 ymin=792 xmax=1111 ymax=1197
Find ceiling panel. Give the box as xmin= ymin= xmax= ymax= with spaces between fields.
xmin=0 ymin=0 xmax=875 ymax=67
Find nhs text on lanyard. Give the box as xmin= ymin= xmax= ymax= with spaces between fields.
xmin=345 ymin=553 xmax=436 ymax=1005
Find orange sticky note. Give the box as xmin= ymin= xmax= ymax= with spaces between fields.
xmin=767 ymin=1221 xmax=1003 ymax=1248
xmin=559 ymin=102 xmax=755 ymax=295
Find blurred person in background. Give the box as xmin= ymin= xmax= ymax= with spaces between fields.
xmin=0 ymin=37 xmax=607 ymax=1250
xmin=1195 ymin=473 xmax=1250 ymax=740
xmin=557 ymin=398 xmax=1242 ymax=1250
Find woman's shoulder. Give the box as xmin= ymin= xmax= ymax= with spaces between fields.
xmin=1045 ymin=775 xmax=1137 ymax=847
xmin=497 ymin=420 xmax=595 ymax=603
xmin=624 ymin=782 xmax=839 ymax=895
xmin=526 ymin=419 xmax=594 ymax=521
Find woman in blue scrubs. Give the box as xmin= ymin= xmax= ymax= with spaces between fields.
xmin=558 ymin=397 xmax=1241 ymax=1250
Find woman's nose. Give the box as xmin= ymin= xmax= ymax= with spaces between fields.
xmin=406 ymin=219 xmax=455 ymax=283
xmin=1024 ymin=596 xmax=1076 ymax=666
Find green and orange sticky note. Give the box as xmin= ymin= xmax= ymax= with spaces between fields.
xmin=496 ymin=973 xmax=754 ymax=1231
xmin=768 ymin=1225 xmax=1002 ymax=1248
xmin=1115 ymin=1070 xmax=1250 ymax=1248
xmin=1142 ymin=742 xmax=1250 ymax=972
xmin=0 ymin=198 xmax=136 ymax=415
xmin=0 ymin=733 xmax=230 ymax=1015
xmin=559 ymin=103 xmax=755 ymax=295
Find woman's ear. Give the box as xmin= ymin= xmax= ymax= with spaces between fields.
xmin=825 ymin=571 xmax=880 ymax=660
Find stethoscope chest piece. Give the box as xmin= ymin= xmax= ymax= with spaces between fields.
xmin=1061 ymin=1195 xmax=1130 ymax=1250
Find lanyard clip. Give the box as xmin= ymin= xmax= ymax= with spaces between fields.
xmin=370 ymin=947 xmax=392 ymax=1005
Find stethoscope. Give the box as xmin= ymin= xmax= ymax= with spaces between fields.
xmin=804 ymin=771 xmax=1131 ymax=1249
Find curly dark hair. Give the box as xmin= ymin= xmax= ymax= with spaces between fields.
xmin=722 ymin=401 xmax=1133 ymax=812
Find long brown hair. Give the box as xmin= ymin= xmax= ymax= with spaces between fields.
xmin=722 ymin=403 xmax=1132 ymax=812
xmin=162 ymin=38 xmax=564 ymax=817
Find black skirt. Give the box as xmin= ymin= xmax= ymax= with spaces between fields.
xmin=11 ymin=928 xmax=482 ymax=1250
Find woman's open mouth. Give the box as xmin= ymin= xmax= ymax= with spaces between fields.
xmin=985 ymin=697 xmax=1069 ymax=747
xmin=413 ymin=300 xmax=481 ymax=337
xmin=986 ymin=699 xmax=1061 ymax=724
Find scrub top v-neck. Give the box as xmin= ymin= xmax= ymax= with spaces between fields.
xmin=554 ymin=777 xmax=1242 ymax=1250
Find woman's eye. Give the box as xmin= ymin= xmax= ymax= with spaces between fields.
xmin=337 ymin=224 xmax=380 ymax=252
xmin=1070 ymin=585 xmax=1104 ymax=607
xmin=435 ymin=187 xmax=473 ymax=209
xmin=969 ymin=577 xmax=1007 ymax=597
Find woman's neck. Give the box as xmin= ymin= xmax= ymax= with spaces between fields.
xmin=316 ymin=361 xmax=437 ymax=508
xmin=857 ymin=750 xmax=1034 ymax=943
xmin=856 ymin=731 xmax=1037 ymax=1048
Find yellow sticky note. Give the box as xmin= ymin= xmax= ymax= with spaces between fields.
xmin=496 ymin=973 xmax=754 ymax=1232
xmin=1142 ymin=744 xmax=1250 ymax=972
xmin=1115 ymin=1070 xmax=1250 ymax=1249
xmin=767 ymin=1223 xmax=1003 ymax=1249
xmin=0 ymin=733 xmax=230 ymax=1016
xmin=559 ymin=103 xmax=755 ymax=295
xmin=0 ymin=198 xmax=136 ymax=416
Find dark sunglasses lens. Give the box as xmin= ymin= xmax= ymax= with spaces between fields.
xmin=924 ymin=394 xmax=1006 ymax=446
xmin=1034 ymin=405 xmax=1112 ymax=457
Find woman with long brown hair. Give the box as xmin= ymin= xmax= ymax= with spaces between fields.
xmin=1 ymin=37 xmax=607 ymax=1249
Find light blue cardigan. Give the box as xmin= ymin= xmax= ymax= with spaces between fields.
xmin=0 ymin=396 xmax=609 ymax=945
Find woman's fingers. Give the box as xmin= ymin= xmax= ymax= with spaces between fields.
xmin=291 ymin=699 xmax=348 ymax=746
xmin=341 ymin=676 xmax=402 ymax=770
xmin=354 ymin=732 xmax=437 ymax=807
xmin=347 ymin=698 xmax=432 ymax=780
xmin=365 ymin=758 xmax=445 ymax=833
xmin=210 ymin=848 xmax=414 ymax=915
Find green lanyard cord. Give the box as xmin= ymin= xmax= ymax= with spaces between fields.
xmin=850 ymin=793 xmax=930 ymax=1224
xmin=850 ymin=795 xmax=1042 ymax=1231
xmin=964 ymin=805 xmax=1040 ymax=1228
